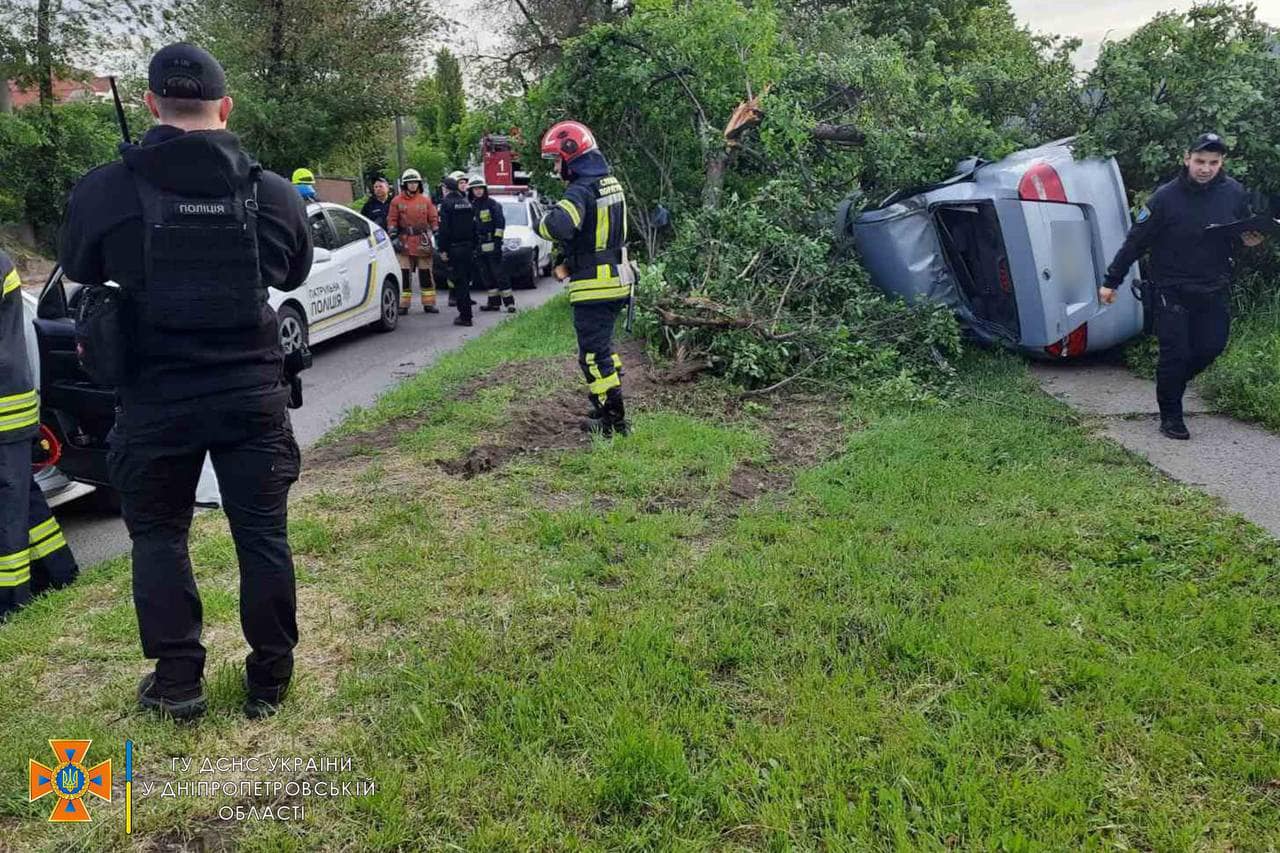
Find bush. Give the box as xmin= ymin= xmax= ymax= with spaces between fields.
xmin=637 ymin=178 xmax=962 ymax=394
xmin=0 ymin=102 xmax=120 ymax=245
xmin=1201 ymin=296 xmax=1280 ymax=431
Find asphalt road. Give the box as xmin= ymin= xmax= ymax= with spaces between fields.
xmin=54 ymin=278 xmax=562 ymax=568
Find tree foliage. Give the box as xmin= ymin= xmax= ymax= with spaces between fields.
xmin=0 ymin=102 xmax=120 ymax=237
xmin=179 ymin=0 xmax=439 ymax=173
xmin=1079 ymin=3 xmax=1280 ymax=195
xmin=505 ymin=0 xmax=1083 ymax=391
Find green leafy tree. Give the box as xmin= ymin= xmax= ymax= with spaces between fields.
xmin=412 ymin=74 xmax=439 ymax=140
xmin=1079 ymin=3 xmax=1280 ymax=195
xmin=505 ymin=0 xmax=1083 ymax=391
xmin=433 ymin=49 xmax=466 ymax=157
xmin=179 ymin=0 xmax=439 ymax=173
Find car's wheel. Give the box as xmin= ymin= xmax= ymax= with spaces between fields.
xmin=277 ymin=304 xmax=308 ymax=354
xmin=517 ymin=252 xmax=538 ymax=290
xmin=374 ymin=276 xmax=399 ymax=332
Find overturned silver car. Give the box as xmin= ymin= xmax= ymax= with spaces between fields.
xmin=839 ymin=138 xmax=1145 ymax=358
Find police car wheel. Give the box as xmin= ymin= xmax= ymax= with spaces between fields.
xmin=277 ymin=304 xmax=308 ymax=354
xmin=375 ymin=277 xmax=399 ymax=333
xmin=517 ymin=252 xmax=538 ymax=290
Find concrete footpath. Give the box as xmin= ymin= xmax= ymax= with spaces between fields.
xmin=1032 ymin=362 xmax=1280 ymax=538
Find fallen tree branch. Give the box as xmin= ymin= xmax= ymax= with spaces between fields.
xmin=811 ymin=123 xmax=866 ymax=145
xmin=740 ymin=353 xmax=830 ymax=398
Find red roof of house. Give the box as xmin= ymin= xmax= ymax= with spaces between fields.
xmin=7 ymin=74 xmax=111 ymax=109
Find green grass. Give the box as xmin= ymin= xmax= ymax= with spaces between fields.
xmin=1201 ymin=297 xmax=1280 ymax=431
xmin=1 ymin=297 xmax=1278 ymax=850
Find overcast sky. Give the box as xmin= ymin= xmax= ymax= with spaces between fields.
xmin=1009 ymin=0 xmax=1280 ymax=68
xmin=440 ymin=0 xmax=1280 ymax=72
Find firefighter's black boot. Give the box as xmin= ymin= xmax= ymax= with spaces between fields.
xmin=398 ymin=270 xmax=411 ymax=315
xmin=480 ymin=295 xmax=501 ymax=312
xmin=582 ymin=388 xmax=629 ymax=437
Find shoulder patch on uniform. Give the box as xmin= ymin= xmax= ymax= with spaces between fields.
xmin=1136 ymin=206 xmax=1151 ymax=223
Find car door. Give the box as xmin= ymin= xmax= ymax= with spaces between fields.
xmin=32 ymin=270 xmax=117 ymax=488
xmin=290 ymin=208 xmax=344 ymax=342
xmin=309 ymin=206 xmax=379 ymax=337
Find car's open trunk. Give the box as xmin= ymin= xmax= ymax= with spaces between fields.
xmin=934 ymin=203 xmax=1020 ymax=340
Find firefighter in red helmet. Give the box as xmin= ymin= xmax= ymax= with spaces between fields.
xmin=536 ymin=121 xmax=632 ymax=436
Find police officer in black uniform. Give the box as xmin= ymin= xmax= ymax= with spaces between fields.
xmin=437 ymin=175 xmax=476 ymax=327
xmin=0 ymin=251 xmax=79 ymax=619
xmin=60 ymin=43 xmax=313 ymax=720
xmin=359 ymin=175 xmax=393 ymax=231
xmin=1100 ymin=132 xmax=1264 ymax=441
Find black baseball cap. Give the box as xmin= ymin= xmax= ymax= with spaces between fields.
xmin=148 ymin=43 xmax=226 ymax=100
xmin=1190 ymin=132 xmax=1228 ymax=154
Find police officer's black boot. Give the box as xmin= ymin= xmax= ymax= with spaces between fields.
xmin=138 ymin=673 xmax=207 ymax=721
xmin=1160 ymin=415 xmax=1191 ymax=440
xmin=503 ymin=293 xmax=517 ymax=314
xmin=480 ymin=295 xmax=501 ymax=312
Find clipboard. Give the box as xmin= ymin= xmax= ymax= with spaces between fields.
xmin=1203 ymin=214 xmax=1280 ymax=239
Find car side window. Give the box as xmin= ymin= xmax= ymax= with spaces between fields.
xmin=309 ymin=211 xmax=337 ymax=251
xmin=328 ymin=209 xmax=371 ymax=247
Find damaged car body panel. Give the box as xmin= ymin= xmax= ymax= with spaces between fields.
xmin=842 ymin=139 xmax=1144 ymax=358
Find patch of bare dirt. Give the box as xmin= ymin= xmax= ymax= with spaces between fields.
xmin=309 ymin=337 xmax=850 ymax=509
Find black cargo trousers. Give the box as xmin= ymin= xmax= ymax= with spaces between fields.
xmin=108 ymin=403 xmax=301 ymax=700
xmin=1153 ymin=286 xmax=1232 ymax=419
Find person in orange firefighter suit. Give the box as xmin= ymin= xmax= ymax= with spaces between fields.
xmin=387 ymin=169 xmax=441 ymax=314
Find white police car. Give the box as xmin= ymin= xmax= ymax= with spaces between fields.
xmin=493 ymin=190 xmax=554 ymax=288
xmin=282 ymin=202 xmax=403 ymax=352
xmin=25 ymin=203 xmax=400 ymax=505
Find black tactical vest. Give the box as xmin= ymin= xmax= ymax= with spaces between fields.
xmin=132 ymin=168 xmax=264 ymax=331
xmin=439 ymin=194 xmax=475 ymax=247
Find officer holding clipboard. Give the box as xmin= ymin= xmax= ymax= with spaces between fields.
xmin=1099 ymin=132 xmax=1269 ymax=440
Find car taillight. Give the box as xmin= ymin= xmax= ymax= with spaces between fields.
xmin=1045 ymin=323 xmax=1088 ymax=358
xmin=997 ymin=257 xmax=1012 ymax=293
xmin=1018 ymin=161 xmax=1068 ymax=203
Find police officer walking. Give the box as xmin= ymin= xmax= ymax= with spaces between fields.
xmin=1100 ymin=132 xmax=1264 ymax=440
xmin=537 ymin=121 xmax=632 ymax=436
xmin=0 ymin=251 xmax=79 ymax=619
xmin=437 ymin=174 xmax=476 ymax=327
xmin=360 ymin=175 xmax=393 ymax=231
xmin=59 ymin=43 xmax=313 ymax=720
xmin=470 ymin=175 xmax=515 ymax=314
